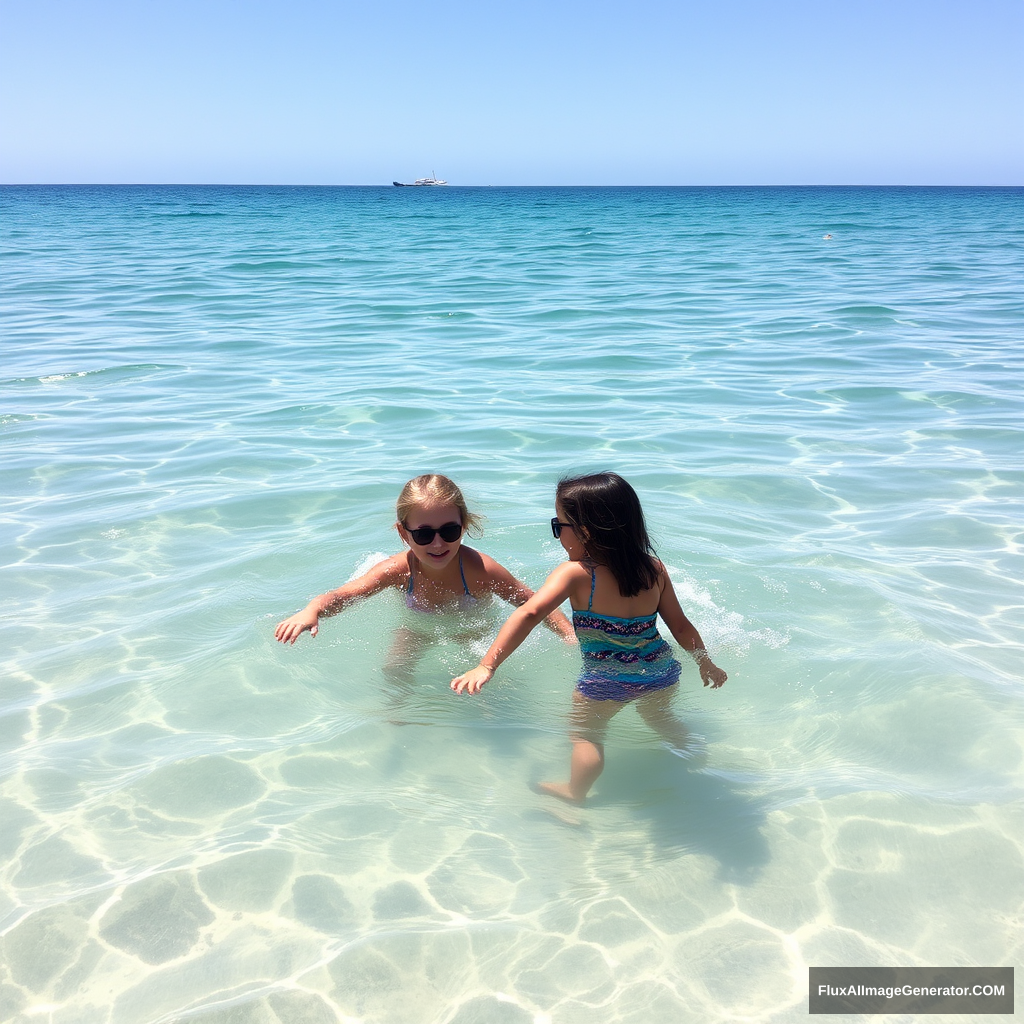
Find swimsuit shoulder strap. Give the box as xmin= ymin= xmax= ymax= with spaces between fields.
xmin=406 ymin=553 xmax=415 ymax=594
xmin=588 ymin=564 xmax=596 ymax=611
xmin=459 ymin=551 xmax=472 ymax=596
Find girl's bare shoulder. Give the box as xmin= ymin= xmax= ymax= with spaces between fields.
xmin=555 ymin=559 xmax=595 ymax=603
xmin=461 ymin=546 xmax=512 ymax=587
xmin=559 ymin=559 xmax=593 ymax=582
xmin=465 ymin=547 xmax=585 ymax=594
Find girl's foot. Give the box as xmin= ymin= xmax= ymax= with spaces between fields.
xmin=665 ymin=733 xmax=708 ymax=768
xmin=535 ymin=781 xmax=584 ymax=804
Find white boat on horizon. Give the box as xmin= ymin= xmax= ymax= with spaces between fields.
xmin=393 ymin=171 xmax=448 ymax=186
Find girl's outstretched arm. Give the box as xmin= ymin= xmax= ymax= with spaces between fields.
xmin=477 ymin=553 xmax=576 ymax=643
xmin=656 ymin=568 xmax=728 ymax=688
xmin=274 ymin=555 xmax=406 ymax=645
xmin=451 ymin=562 xmax=583 ymax=694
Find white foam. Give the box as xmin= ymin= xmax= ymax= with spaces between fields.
xmin=666 ymin=567 xmax=790 ymax=655
xmin=346 ymin=551 xmax=392 ymax=582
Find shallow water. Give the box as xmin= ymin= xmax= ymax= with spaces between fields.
xmin=2 ymin=185 xmax=1022 ymax=1023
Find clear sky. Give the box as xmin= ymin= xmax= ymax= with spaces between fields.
xmin=1 ymin=0 xmax=1021 ymax=185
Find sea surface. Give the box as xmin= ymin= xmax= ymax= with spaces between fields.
xmin=1 ymin=185 xmax=1022 ymax=1024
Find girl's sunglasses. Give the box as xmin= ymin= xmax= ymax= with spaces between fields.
xmin=405 ymin=521 xmax=463 ymax=546
xmin=551 ymin=518 xmax=574 ymax=539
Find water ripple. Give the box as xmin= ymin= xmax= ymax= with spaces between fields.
xmin=2 ymin=185 xmax=1022 ymax=1024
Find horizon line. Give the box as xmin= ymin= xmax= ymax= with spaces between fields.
xmin=3 ymin=181 xmax=1022 ymax=189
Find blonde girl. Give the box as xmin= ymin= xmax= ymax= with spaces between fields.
xmin=275 ymin=475 xmax=574 ymax=677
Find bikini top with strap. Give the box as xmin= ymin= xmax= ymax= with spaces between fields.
xmin=572 ymin=565 xmax=666 ymax=643
xmin=577 ymin=565 xmax=656 ymax=619
xmin=405 ymin=550 xmax=478 ymax=612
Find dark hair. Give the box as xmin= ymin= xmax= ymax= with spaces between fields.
xmin=555 ymin=472 xmax=660 ymax=597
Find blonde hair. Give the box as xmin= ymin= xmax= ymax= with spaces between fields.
xmin=395 ymin=475 xmax=483 ymax=536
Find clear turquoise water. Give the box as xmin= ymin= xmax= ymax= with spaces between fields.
xmin=2 ymin=186 xmax=1022 ymax=1023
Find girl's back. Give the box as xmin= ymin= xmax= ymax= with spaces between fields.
xmin=569 ymin=560 xmax=663 ymax=620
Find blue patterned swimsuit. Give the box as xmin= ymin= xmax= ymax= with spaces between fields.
xmin=573 ymin=566 xmax=681 ymax=702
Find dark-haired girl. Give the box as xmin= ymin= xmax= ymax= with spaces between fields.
xmin=451 ymin=472 xmax=727 ymax=803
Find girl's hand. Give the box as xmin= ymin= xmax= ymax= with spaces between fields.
xmin=274 ymin=608 xmax=319 ymax=645
xmin=450 ymin=665 xmax=494 ymax=695
xmin=699 ymin=660 xmax=727 ymax=688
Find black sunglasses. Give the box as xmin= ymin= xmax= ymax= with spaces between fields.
xmin=405 ymin=521 xmax=463 ymax=546
xmin=551 ymin=517 xmax=574 ymax=539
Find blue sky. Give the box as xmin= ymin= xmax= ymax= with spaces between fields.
xmin=1 ymin=0 xmax=1021 ymax=184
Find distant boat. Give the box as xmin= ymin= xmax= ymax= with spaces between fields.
xmin=393 ymin=171 xmax=448 ymax=187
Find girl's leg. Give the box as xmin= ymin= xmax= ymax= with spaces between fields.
xmin=635 ymin=685 xmax=705 ymax=763
xmin=538 ymin=691 xmax=624 ymax=803
xmin=382 ymin=627 xmax=431 ymax=688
